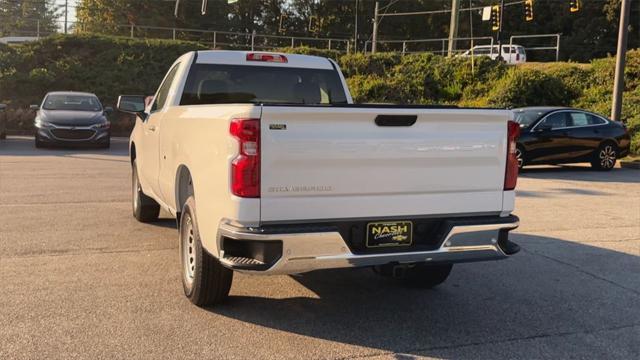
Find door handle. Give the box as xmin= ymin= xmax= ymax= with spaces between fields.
xmin=375 ymin=115 xmax=417 ymax=126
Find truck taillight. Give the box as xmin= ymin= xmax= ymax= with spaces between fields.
xmin=504 ymin=120 xmax=520 ymax=190
xmin=230 ymin=118 xmax=260 ymax=198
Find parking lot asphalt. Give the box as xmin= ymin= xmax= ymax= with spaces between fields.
xmin=1 ymin=136 xmax=639 ymax=360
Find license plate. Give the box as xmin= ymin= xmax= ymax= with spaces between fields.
xmin=366 ymin=221 xmax=413 ymax=248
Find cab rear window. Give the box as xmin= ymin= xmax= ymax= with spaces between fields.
xmin=180 ymin=64 xmax=348 ymax=105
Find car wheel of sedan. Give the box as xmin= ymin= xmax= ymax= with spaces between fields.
xmin=132 ymin=160 xmax=160 ymax=222
xmin=180 ymin=196 xmax=233 ymax=307
xmin=515 ymin=147 xmax=525 ymax=170
xmin=591 ymin=143 xmax=617 ymax=171
xmin=34 ymin=133 xmax=44 ymax=148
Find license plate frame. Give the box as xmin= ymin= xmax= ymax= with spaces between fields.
xmin=366 ymin=221 xmax=413 ymax=248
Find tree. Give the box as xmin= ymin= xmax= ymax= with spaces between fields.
xmin=0 ymin=0 xmax=60 ymax=37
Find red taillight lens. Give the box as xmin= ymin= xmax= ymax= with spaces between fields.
xmin=246 ymin=53 xmax=288 ymax=63
xmin=230 ymin=118 xmax=260 ymax=198
xmin=504 ymin=120 xmax=520 ymax=190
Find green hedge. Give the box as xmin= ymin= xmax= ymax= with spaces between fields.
xmin=0 ymin=35 xmax=206 ymax=133
xmin=0 ymin=36 xmax=638 ymax=153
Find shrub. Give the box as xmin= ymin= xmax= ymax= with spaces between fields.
xmin=338 ymin=52 xmax=402 ymax=77
xmin=487 ymin=68 xmax=573 ymax=108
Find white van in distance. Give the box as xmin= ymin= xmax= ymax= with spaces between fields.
xmin=460 ymin=44 xmax=527 ymax=64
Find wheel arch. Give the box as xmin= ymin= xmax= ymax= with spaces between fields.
xmin=129 ymin=142 xmax=136 ymax=165
xmin=599 ymin=138 xmax=618 ymax=148
xmin=175 ymin=165 xmax=194 ymax=222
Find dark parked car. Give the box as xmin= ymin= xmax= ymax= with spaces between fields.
xmin=31 ymin=91 xmax=112 ymax=148
xmin=514 ymin=107 xmax=630 ymax=171
xmin=0 ymin=103 xmax=6 ymax=139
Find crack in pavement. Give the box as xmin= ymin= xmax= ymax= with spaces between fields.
xmin=0 ymin=246 xmax=177 ymax=260
xmin=523 ymin=248 xmax=640 ymax=297
xmin=333 ymin=322 xmax=640 ymax=360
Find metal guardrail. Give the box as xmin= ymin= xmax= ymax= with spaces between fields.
xmin=509 ymin=33 xmax=561 ymax=61
xmin=364 ymin=36 xmax=495 ymax=56
xmin=364 ymin=34 xmax=561 ymax=61
xmin=115 ymin=24 xmax=352 ymax=53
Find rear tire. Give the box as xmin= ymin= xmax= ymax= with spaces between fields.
xmin=402 ymin=263 xmax=453 ymax=289
xmin=591 ymin=142 xmax=617 ymax=171
xmin=132 ymin=160 xmax=160 ymax=222
xmin=35 ymin=133 xmax=44 ymax=148
xmin=180 ymin=196 xmax=233 ymax=307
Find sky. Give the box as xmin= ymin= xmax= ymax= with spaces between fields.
xmin=53 ymin=0 xmax=78 ymax=31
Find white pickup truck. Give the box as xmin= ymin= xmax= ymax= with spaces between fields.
xmin=117 ymin=50 xmax=520 ymax=307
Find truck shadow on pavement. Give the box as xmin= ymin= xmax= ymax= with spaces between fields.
xmin=210 ymin=234 xmax=640 ymax=358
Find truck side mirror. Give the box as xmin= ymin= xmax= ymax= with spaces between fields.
xmin=117 ymin=95 xmax=148 ymax=121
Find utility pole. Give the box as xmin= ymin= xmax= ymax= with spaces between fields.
xmin=496 ymin=0 xmax=504 ymax=60
xmin=447 ymin=0 xmax=460 ymax=57
xmin=611 ymin=0 xmax=631 ymax=122
xmin=64 ymin=0 xmax=68 ymax=34
xmin=354 ymin=0 xmax=359 ymax=52
xmin=372 ymin=1 xmax=379 ymax=54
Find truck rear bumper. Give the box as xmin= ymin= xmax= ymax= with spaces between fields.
xmin=217 ymin=215 xmax=519 ymax=275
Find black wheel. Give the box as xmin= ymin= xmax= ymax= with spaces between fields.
xmin=132 ymin=160 xmax=160 ymax=222
xmin=180 ymin=196 xmax=233 ymax=307
xmin=515 ymin=146 xmax=525 ymax=170
xmin=591 ymin=142 xmax=617 ymax=171
xmin=402 ymin=263 xmax=453 ymax=289
xmin=34 ymin=133 xmax=44 ymax=148
xmin=100 ymin=137 xmax=111 ymax=149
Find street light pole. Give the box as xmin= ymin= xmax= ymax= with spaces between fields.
xmin=354 ymin=0 xmax=359 ymax=52
xmin=496 ymin=0 xmax=504 ymax=60
xmin=611 ymin=0 xmax=631 ymax=122
xmin=64 ymin=0 xmax=68 ymax=34
xmin=372 ymin=1 xmax=379 ymax=54
xmin=447 ymin=0 xmax=460 ymax=57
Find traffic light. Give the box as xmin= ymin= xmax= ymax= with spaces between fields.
xmin=570 ymin=0 xmax=580 ymax=13
xmin=491 ymin=5 xmax=500 ymax=31
xmin=524 ymin=0 xmax=534 ymax=21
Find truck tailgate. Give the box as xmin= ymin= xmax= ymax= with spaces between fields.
xmin=259 ymin=106 xmax=511 ymax=223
